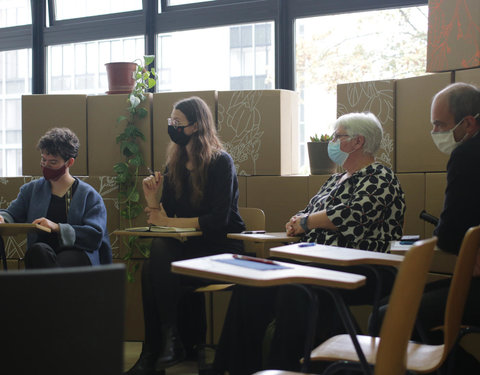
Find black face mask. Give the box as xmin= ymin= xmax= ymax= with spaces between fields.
xmin=168 ymin=123 xmax=194 ymax=146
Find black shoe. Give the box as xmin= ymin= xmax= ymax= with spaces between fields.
xmin=125 ymin=346 xmax=161 ymax=375
xmin=155 ymin=326 xmax=186 ymax=370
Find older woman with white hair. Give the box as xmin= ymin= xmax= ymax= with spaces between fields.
xmin=286 ymin=111 xmax=404 ymax=252
xmin=214 ymin=112 xmax=406 ymax=375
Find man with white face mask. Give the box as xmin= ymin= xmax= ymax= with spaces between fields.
xmin=431 ymin=82 xmax=480 ymax=253
xmin=375 ymin=83 xmax=480 ymax=373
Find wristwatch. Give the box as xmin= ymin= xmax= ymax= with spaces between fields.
xmin=299 ymin=214 xmax=310 ymax=233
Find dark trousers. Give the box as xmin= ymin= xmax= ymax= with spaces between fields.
xmin=141 ymin=237 xmax=218 ymax=355
xmin=24 ymin=242 xmax=91 ymax=269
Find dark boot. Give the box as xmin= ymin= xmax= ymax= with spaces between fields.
xmin=155 ymin=326 xmax=186 ymax=370
xmin=125 ymin=344 xmax=162 ymax=375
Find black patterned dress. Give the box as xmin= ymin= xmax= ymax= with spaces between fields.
xmin=300 ymin=162 xmax=405 ymax=251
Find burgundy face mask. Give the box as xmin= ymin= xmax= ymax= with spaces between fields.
xmin=42 ymin=164 xmax=67 ymax=181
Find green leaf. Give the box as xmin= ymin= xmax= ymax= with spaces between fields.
xmin=148 ymin=78 xmax=156 ymax=89
xmin=129 ymin=190 xmax=140 ymax=203
xmin=129 ymin=155 xmax=143 ymax=167
xmin=117 ymin=115 xmax=128 ymax=124
xmin=127 ymin=142 xmax=139 ymax=154
xmin=113 ymin=162 xmax=128 ymax=174
xmin=144 ymin=55 xmax=155 ymax=66
xmin=137 ymin=107 xmax=148 ymax=118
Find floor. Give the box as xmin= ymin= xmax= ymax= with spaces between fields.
xmin=124 ymin=341 xmax=201 ymax=375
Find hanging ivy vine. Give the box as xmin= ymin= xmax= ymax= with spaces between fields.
xmin=114 ymin=55 xmax=157 ymax=280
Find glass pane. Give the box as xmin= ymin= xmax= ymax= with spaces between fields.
xmin=0 ymin=0 xmax=31 ymax=28
xmin=0 ymin=49 xmax=31 ymax=177
xmin=166 ymin=0 xmax=213 ymax=7
xmin=156 ymin=21 xmax=274 ymax=92
xmin=6 ymin=149 xmax=21 ymax=176
xmin=296 ymin=6 xmax=428 ymax=173
xmin=55 ymin=0 xmax=142 ymax=20
xmin=47 ymin=36 xmax=144 ymax=94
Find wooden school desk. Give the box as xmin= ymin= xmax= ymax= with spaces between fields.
xmin=269 ymin=242 xmax=404 ymax=335
xmin=227 ymin=231 xmax=301 ymax=258
xmin=172 ymin=253 xmax=366 ymax=371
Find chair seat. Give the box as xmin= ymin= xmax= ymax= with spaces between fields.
xmin=310 ymin=334 xmax=446 ymax=373
xmin=194 ymin=283 xmax=234 ymax=293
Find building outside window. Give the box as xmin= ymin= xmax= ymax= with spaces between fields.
xmin=156 ymin=21 xmax=274 ymax=92
xmin=296 ymin=6 xmax=428 ymax=172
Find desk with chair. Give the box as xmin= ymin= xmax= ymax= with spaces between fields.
xmin=227 ymin=232 xmax=300 ymax=258
xmin=172 ymin=253 xmax=366 ymax=372
xmin=269 ymin=242 xmax=404 ymax=335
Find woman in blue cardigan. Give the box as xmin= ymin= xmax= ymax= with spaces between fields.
xmin=0 ymin=128 xmax=111 ymax=267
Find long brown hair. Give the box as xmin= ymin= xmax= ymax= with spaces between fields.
xmin=165 ymin=96 xmax=223 ymax=205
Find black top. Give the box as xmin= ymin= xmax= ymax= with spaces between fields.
xmin=161 ymin=151 xmax=245 ymax=253
xmin=37 ymin=178 xmax=79 ymax=252
xmin=434 ymin=132 xmax=480 ymax=254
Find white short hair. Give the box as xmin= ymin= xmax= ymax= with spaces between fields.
xmin=334 ymin=112 xmax=383 ymax=155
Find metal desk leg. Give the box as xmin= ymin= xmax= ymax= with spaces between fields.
xmin=327 ymin=288 xmax=372 ymax=375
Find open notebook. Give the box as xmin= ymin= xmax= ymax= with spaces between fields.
xmin=125 ymin=225 xmax=197 ymax=233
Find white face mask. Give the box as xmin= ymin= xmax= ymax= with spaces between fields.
xmin=431 ymin=113 xmax=479 ymax=154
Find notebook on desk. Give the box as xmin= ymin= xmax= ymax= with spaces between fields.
xmin=125 ymin=225 xmax=197 ymax=233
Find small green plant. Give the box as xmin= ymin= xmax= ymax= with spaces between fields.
xmin=310 ymin=133 xmax=332 ymax=142
xmin=113 ymin=55 xmax=157 ymax=280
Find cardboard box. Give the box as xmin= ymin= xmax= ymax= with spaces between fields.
xmin=455 ymin=67 xmax=480 ymax=86
xmin=114 ymin=259 xmax=145 ymax=341
xmin=87 ymin=93 xmax=152 ymax=176
xmin=22 ymin=95 xmax=87 ymax=176
xmin=337 ymin=80 xmax=396 ymax=170
xmin=396 ymin=73 xmax=452 ymax=172
xmin=427 ymin=0 xmax=480 ymax=72
xmin=152 ymin=91 xmax=217 ymax=171
xmin=425 ymin=172 xmax=447 ymax=237
xmin=0 ymin=176 xmax=39 ymax=259
xmin=396 ymin=173 xmax=426 ymax=239
xmin=217 ymin=90 xmax=299 ymax=176
xmin=246 ymin=176 xmax=309 ymax=231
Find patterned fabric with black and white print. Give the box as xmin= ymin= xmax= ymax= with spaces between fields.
xmin=299 ymin=162 xmax=405 ymax=252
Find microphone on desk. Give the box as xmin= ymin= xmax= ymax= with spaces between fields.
xmin=419 ymin=210 xmax=439 ymax=226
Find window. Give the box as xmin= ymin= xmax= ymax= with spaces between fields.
xmin=164 ymin=0 xmax=213 ymax=7
xmin=54 ymin=0 xmax=142 ymax=20
xmin=47 ymin=36 xmax=144 ymax=94
xmin=0 ymin=49 xmax=31 ymax=177
xmin=296 ymin=6 xmax=428 ymax=172
xmin=156 ymin=22 xmax=274 ymax=92
xmin=0 ymin=0 xmax=30 ymax=28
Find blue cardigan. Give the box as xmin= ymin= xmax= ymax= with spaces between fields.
xmin=0 ymin=178 xmax=112 ymax=265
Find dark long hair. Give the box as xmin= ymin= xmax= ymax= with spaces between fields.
xmin=166 ymin=96 xmax=223 ymax=206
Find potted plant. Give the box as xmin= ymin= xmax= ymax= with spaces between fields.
xmin=113 ymin=55 xmax=157 ymax=280
xmin=307 ymin=133 xmax=337 ymax=175
xmin=105 ymin=62 xmax=138 ymax=94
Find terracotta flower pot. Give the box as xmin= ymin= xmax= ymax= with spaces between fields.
xmin=105 ymin=62 xmax=137 ymax=94
xmin=307 ymin=142 xmax=337 ymax=175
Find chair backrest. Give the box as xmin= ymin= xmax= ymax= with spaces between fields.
xmin=442 ymin=225 xmax=480 ymax=356
xmin=0 ymin=264 xmax=125 ymax=375
xmin=375 ymin=237 xmax=436 ymax=375
xmin=238 ymin=207 xmax=266 ymax=254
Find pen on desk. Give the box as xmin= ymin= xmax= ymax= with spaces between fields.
xmin=233 ymin=254 xmax=276 ymax=265
xmin=298 ymin=242 xmax=315 ymax=247
xmin=241 ymin=230 xmax=266 ymax=234
xmin=148 ymin=167 xmax=155 ymax=176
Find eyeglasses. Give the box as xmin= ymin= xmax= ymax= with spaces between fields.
xmin=167 ymin=118 xmax=194 ymax=130
xmin=331 ymin=133 xmax=351 ymax=142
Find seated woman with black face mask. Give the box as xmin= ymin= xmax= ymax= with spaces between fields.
xmin=125 ymin=96 xmax=245 ymax=375
xmin=0 ymin=127 xmax=112 ymax=268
